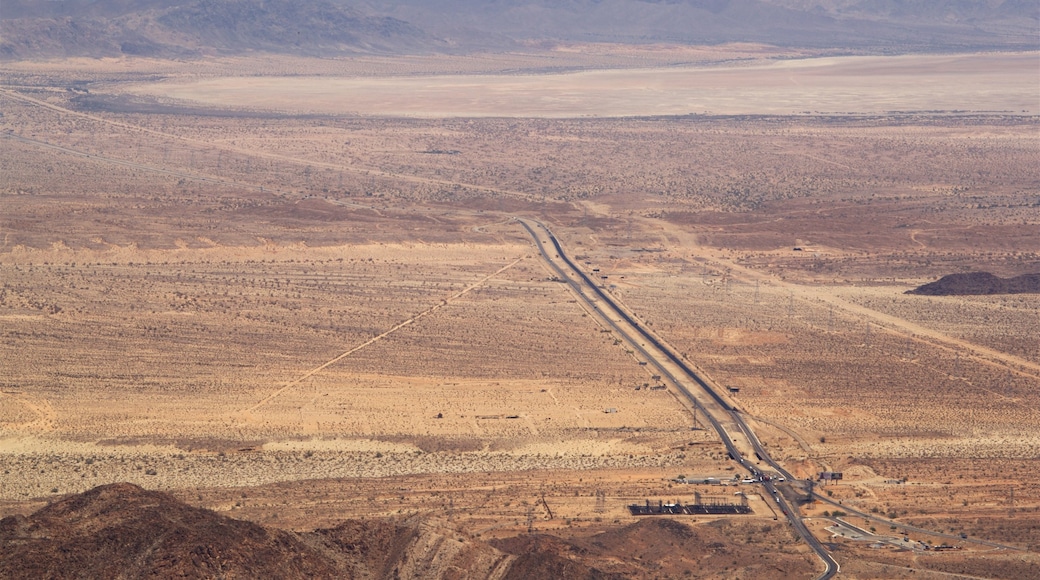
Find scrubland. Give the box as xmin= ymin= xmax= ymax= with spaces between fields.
xmin=1 ymin=50 xmax=1038 ymax=576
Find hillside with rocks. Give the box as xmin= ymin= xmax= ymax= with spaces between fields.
xmin=0 ymin=483 xmax=514 ymax=579
xmin=0 ymin=483 xmax=817 ymax=579
xmin=0 ymin=483 xmax=651 ymax=579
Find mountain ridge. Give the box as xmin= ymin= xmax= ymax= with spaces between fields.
xmin=0 ymin=0 xmax=443 ymax=60
xmin=2 ymin=0 xmax=1036 ymax=60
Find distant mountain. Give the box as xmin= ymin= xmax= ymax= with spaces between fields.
xmin=768 ymin=0 xmax=1037 ymax=23
xmin=0 ymin=0 xmax=181 ymax=19
xmin=0 ymin=0 xmax=441 ymax=59
xmin=1 ymin=0 xmax=1036 ymax=60
xmin=366 ymin=0 xmax=1039 ymax=50
xmin=906 ymin=272 xmax=1040 ymax=296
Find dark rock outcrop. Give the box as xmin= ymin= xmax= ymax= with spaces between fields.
xmin=906 ymin=272 xmax=1040 ymax=296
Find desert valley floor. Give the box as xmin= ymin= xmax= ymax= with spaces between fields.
xmin=2 ymin=47 xmax=1039 ymax=578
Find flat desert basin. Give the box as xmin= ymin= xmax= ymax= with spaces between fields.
xmin=126 ymin=52 xmax=1039 ymax=117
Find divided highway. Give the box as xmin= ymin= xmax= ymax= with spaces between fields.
xmin=517 ymin=218 xmax=838 ymax=580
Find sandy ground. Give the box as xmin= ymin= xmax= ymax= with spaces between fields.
xmin=1 ymin=50 xmax=1038 ymax=576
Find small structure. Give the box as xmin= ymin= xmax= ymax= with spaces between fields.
xmin=628 ymin=495 xmax=751 ymax=516
xmin=604 ymin=407 xmax=617 ymax=414
xmin=819 ymin=472 xmax=843 ymax=481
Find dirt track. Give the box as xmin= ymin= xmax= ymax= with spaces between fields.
xmin=245 ymin=257 xmax=525 ymax=414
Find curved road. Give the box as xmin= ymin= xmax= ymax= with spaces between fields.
xmin=517 ymin=218 xmax=838 ymax=580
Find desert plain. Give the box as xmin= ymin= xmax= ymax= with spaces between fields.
xmin=2 ymin=45 xmax=1039 ymax=578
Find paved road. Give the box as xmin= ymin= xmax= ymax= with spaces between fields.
xmin=811 ymin=491 xmax=1021 ymax=551
xmin=517 ymin=218 xmax=839 ymax=580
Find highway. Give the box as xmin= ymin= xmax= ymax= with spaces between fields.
xmin=517 ymin=217 xmax=839 ymax=580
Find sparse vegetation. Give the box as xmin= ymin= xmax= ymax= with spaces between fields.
xmin=0 ymin=45 xmax=1037 ymax=579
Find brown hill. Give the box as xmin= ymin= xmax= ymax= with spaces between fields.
xmin=1 ymin=482 xmax=630 ymax=579
xmin=1 ymin=483 xmax=822 ymax=579
xmin=493 ymin=518 xmax=816 ymax=578
xmin=0 ymin=482 xmax=342 ymax=579
xmin=906 ymin=272 xmax=1040 ymax=296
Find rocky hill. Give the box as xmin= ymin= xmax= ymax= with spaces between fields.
xmin=493 ymin=517 xmax=815 ymax=577
xmin=0 ymin=483 xmax=814 ymax=579
xmin=0 ymin=483 xmax=515 ymax=579
xmin=906 ymin=272 xmax=1040 ymax=296
xmin=0 ymin=483 xmax=343 ymax=578
xmin=0 ymin=482 xmax=638 ymax=579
